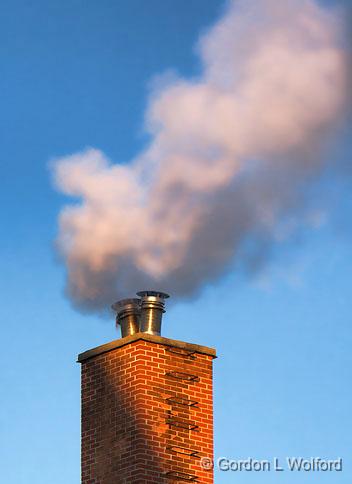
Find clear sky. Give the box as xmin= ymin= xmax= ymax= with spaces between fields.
xmin=0 ymin=1 xmax=351 ymax=483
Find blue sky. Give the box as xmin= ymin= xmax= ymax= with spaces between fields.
xmin=0 ymin=1 xmax=351 ymax=483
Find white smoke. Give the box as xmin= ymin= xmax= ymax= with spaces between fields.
xmin=53 ymin=0 xmax=349 ymax=313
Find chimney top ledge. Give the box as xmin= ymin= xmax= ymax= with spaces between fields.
xmin=77 ymin=332 xmax=216 ymax=363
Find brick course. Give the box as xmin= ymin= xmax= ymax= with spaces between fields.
xmin=79 ymin=335 xmax=216 ymax=483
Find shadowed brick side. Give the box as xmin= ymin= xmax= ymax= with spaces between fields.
xmin=80 ymin=338 xmax=216 ymax=483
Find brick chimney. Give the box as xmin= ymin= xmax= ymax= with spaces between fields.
xmin=78 ymin=332 xmax=216 ymax=483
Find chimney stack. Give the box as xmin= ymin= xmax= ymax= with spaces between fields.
xmin=79 ymin=291 xmax=216 ymax=483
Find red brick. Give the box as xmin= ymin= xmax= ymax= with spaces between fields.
xmin=79 ymin=338 xmax=216 ymax=483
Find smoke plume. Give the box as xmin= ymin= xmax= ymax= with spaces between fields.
xmin=53 ymin=0 xmax=349 ymax=313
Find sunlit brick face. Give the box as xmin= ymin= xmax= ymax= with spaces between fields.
xmin=79 ymin=336 xmax=216 ymax=483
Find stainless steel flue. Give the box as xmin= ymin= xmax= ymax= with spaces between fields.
xmin=112 ymin=298 xmax=141 ymax=338
xmin=136 ymin=291 xmax=170 ymax=336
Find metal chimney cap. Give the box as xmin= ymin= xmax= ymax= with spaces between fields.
xmin=136 ymin=291 xmax=169 ymax=336
xmin=111 ymin=298 xmax=141 ymax=312
xmin=136 ymin=291 xmax=170 ymax=299
xmin=112 ymin=298 xmax=141 ymax=338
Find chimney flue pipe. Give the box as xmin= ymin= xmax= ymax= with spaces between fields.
xmin=112 ymin=298 xmax=141 ymax=338
xmin=136 ymin=291 xmax=170 ymax=336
